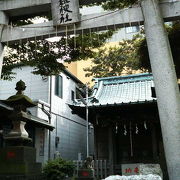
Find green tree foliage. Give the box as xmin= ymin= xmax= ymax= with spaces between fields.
xmin=100 ymin=0 xmax=138 ymax=10
xmin=1 ymin=14 xmax=114 ymax=80
xmin=84 ymin=34 xmax=144 ymax=78
xmin=85 ymin=22 xmax=180 ymax=78
xmin=2 ymin=26 xmax=114 ymax=79
xmin=43 ymin=158 xmax=75 ymax=180
xmin=138 ymin=22 xmax=180 ymax=78
xmin=86 ymin=0 xmax=138 ymax=9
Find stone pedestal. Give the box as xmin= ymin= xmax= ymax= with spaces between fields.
xmin=105 ymin=175 xmax=162 ymax=180
xmin=8 ymin=120 xmax=29 ymax=138
xmin=75 ymin=169 xmax=95 ymax=180
xmin=122 ymin=163 xmax=162 ymax=177
xmin=139 ymin=164 xmax=163 ymax=178
xmin=4 ymin=119 xmax=32 ymax=147
xmin=0 ymin=146 xmax=42 ymax=177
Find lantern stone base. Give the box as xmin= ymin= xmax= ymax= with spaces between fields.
xmin=75 ymin=169 xmax=95 ymax=180
xmin=0 ymin=174 xmax=45 ymax=180
xmin=0 ymin=146 xmax=42 ymax=177
xmin=4 ymin=136 xmax=32 ymax=146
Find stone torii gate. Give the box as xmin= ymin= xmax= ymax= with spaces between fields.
xmin=0 ymin=0 xmax=180 ymax=179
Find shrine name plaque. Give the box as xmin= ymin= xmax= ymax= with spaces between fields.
xmin=51 ymin=0 xmax=81 ymax=26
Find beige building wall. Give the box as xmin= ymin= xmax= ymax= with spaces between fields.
xmin=65 ymin=62 xmax=78 ymax=77
xmin=65 ymin=59 xmax=94 ymax=86
xmin=65 ymin=42 xmax=120 ymax=87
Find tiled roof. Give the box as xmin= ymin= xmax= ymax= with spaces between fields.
xmin=74 ymin=73 xmax=156 ymax=107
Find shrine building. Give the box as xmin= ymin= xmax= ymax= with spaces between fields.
xmin=70 ymin=73 xmax=169 ymax=179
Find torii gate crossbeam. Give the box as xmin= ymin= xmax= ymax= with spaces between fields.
xmin=0 ymin=0 xmax=106 ymax=20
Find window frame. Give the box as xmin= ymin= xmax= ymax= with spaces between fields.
xmin=55 ymin=75 xmax=63 ymax=98
xmin=71 ymin=90 xmax=75 ymax=101
xmin=125 ymin=26 xmax=140 ymax=34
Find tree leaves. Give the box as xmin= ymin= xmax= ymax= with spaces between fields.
xmin=84 ymin=22 xmax=180 ymax=78
xmin=138 ymin=22 xmax=180 ymax=78
xmin=1 ymin=28 xmax=114 ymax=80
xmin=85 ymin=0 xmax=138 ymax=9
xmin=84 ymin=34 xmax=146 ymax=78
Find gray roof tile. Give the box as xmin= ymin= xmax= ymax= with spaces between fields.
xmin=74 ymin=73 xmax=156 ymax=107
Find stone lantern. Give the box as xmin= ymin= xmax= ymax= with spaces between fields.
xmin=1 ymin=80 xmax=36 ymax=146
xmin=0 ymin=80 xmax=42 ymax=178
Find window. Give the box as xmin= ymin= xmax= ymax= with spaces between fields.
xmin=125 ymin=26 xmax=140 ymax=34
xmin=71 ymin=90 xmax=75 ymax=101
xmin=55 ymin=75 xmax=63 ymax=98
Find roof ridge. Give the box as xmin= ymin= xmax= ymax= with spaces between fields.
xmin=94 ymin=73 xmax=152 ymax=82
xmin=93 ymin=73 xmax=153 ymax=86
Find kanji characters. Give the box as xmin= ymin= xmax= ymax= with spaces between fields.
xmin=125 ymin=168 xmax=132 ymax=173
xmin=134 ymin=167 xmax=139 ymax=173
xmin=58 ymin=0 xmax=72 ymax=24
xmin=124 ymin=167 xmax=139 ymax=174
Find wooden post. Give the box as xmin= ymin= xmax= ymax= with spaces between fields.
xmin=141 ymin=0 xmax=180 ymax=179
xmin=94 ymin=125 xmax=98 ymax=160
xmin=108 ymin=126 xmax=114 ymax=175
xmin=0 ymin=43 xmax=4 ymax=78
xmin=151 ymin=124 xmax=158 ymax=161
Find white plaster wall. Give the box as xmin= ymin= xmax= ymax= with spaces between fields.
xmin=49 ymin=73 xmax=87 ymax=160
xmin=36 ymin=102 xmax=50 ymax=121
xmin=50 ymin=73 xmax=84 ymax=122
xmin=0 ymin=66 xmax=90 ymax=162
xmin=0 ymin=66 xmax=49 ymax=102
xmin=50 ymin=114 xmax=87 ymax=160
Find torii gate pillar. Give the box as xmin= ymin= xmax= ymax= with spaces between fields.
xmin=141 ymin=0 xmax=180 ymax=179
xmin=0 ymin=11 xmax=8 ymax=78
xmin=0 ymin=43 xmax=3 ymax=78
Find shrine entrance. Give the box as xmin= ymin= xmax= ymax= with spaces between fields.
xmin=115 ymin=123 xmax=153 ymax=164
xmin=93 ymin=104 xmax=168 ymax=179
xmin=70 ymin=74 xmax=169 ymax=179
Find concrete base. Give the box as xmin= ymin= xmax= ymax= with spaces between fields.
xmin=75 ymin=178 xmax=95 ymax=180
xmin=75 ymin=169 xmax=95 ymax=180
xmin=4 ymin=136 xmax=32 ymax=147
xmin=139 ymin=164 xmax=163 ymax=178
xmin=105 ymin=175 xmax=162 ymax=180
xmin=0 ymin=146 xmax=42 ymax=176
xmin=0 ymin=162 xmax=42 ymax=175
xmin=0 ymin=174 xmax=45 ymax=180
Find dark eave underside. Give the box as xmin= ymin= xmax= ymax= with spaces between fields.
xmin=69 ymin=100 xmax=157 ymax=119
